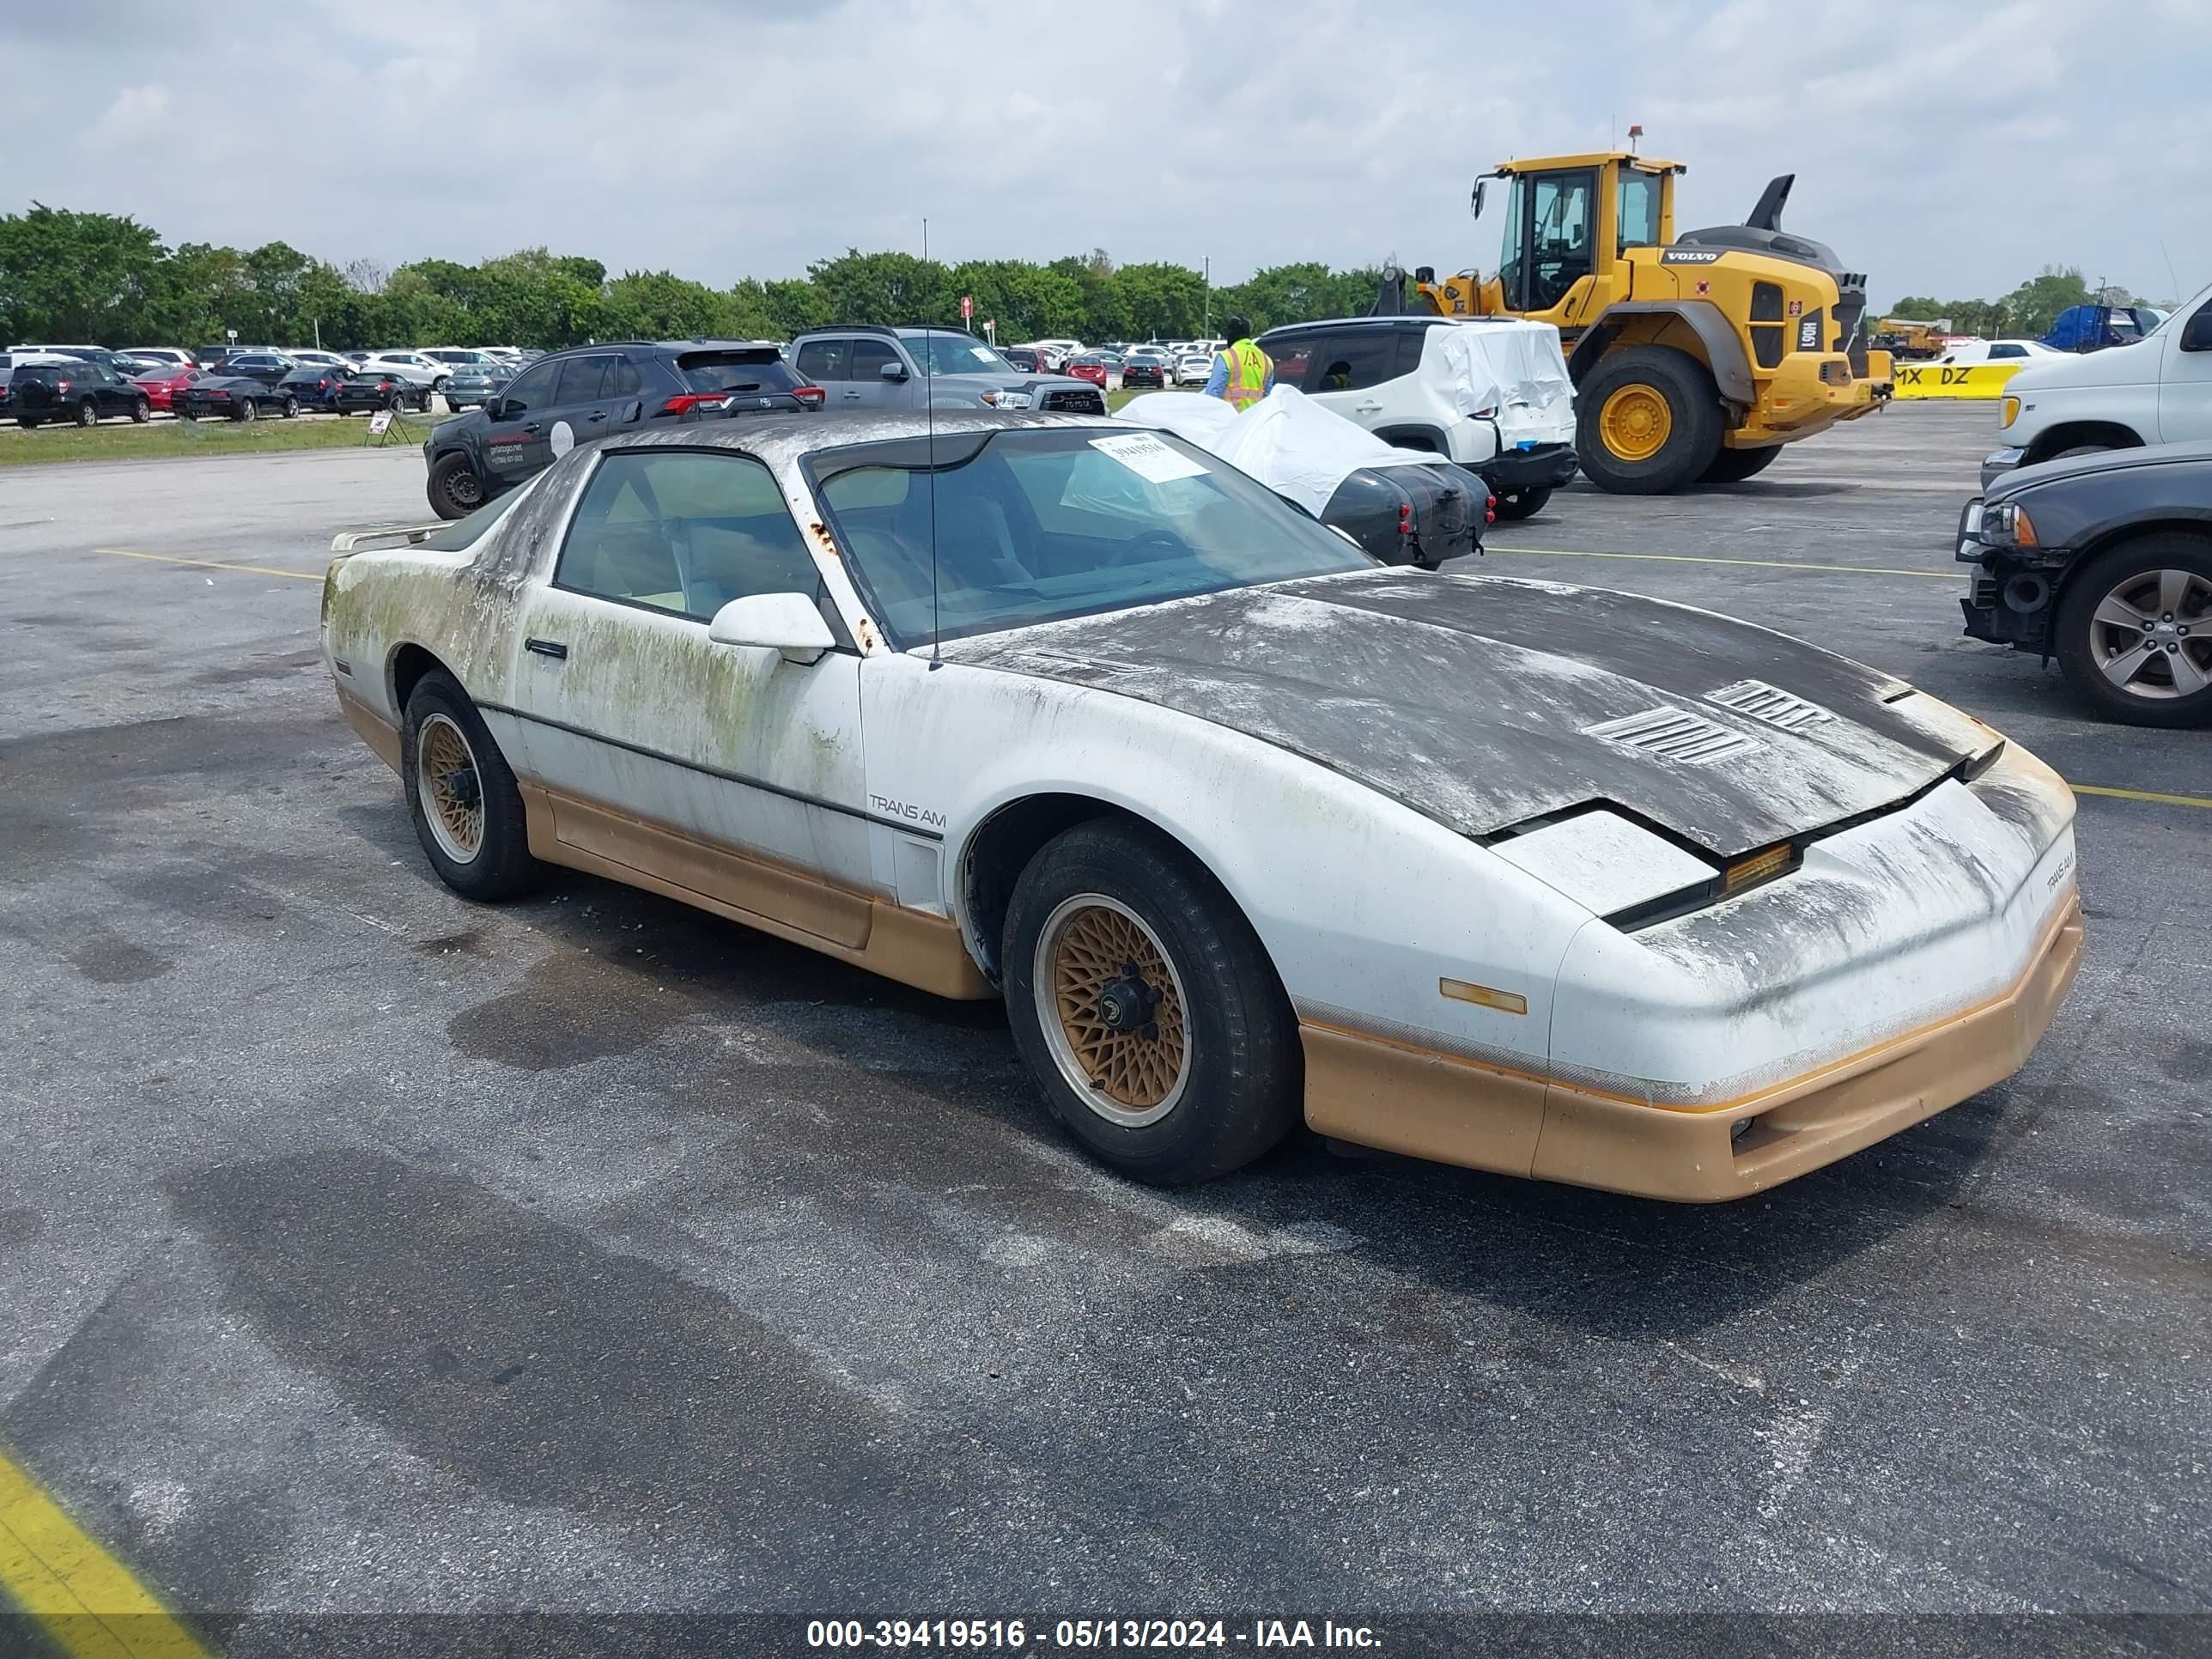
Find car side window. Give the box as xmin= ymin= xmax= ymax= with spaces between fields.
xmin=849 ymin=338 xmax=899 ymax=380
xmin=1394 ymin=326 xmax=1431 ymax=378
xmin=1989 ymin=343 xmax=2023 ymax=360
xmin=500 ymin=362 xmax=560 ymax=415
xmin=554 ymin=355 xmax=611 ymax=405
xmin=795 ymin=339 xmax=848 ymax=382
xmin=605 ymin=357 xmax=642 ymax=398
xmin=555 ymin=451 xmax=823 ymax=623
xmin=1266 ymin=337 xmax=1315 ymax=389
xmin=1309 ymin=331 xmax=1396 ymax=392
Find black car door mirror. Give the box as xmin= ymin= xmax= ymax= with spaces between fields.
xmin=880 ymin=360 xmax=908 ymax=382
xmin=2181 ymin=308 xmax=2212 ymax=354
xmin=483 ymin=398 xmax=505 ymax=421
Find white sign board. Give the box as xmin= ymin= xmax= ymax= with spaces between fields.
xmin=367 ymin=410 xmax=393 ymax=434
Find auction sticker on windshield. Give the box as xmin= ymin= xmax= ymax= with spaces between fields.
xmin=1090 ymin=432 xmax=1209 ymax=484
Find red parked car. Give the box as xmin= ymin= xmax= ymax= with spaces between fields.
xmin=132 ymin=367 xmax=201 ymax=413
xmin=1065 ymin=353 xmax=1113 ymax=388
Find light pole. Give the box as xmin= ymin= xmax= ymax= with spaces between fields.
xmin=1202 ymin=255 xmax=1210 ymax=338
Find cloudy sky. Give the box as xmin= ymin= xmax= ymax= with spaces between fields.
xmin=5 ymin=0 xmax=2207 ymax=308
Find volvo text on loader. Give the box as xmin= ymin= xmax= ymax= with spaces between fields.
xmin=1377 ymin=152 xmax=1894 ymax=493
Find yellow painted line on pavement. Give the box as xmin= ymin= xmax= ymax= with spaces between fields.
xmin=1487 ymin=544 xmax=1961 ymax=580
xmin=91 ymin=547 xmax=319 ymax=582
xmin=2072 ymin=783 xmax=2212 ymax=810
xmin=0 ymin=1448 xmax=210 ymax=1659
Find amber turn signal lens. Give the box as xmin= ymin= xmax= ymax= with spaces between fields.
xmin=1724 ymin=844 xmax=1792 ymax=894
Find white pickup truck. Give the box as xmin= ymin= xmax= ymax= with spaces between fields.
xmin=1983 ymin=276 xmax=2212 ymax=489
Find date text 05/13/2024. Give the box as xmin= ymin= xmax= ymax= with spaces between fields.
xmin=805 ymin=1618 xmax=1381 ymax=1649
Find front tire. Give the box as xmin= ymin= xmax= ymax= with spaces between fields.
xmin=401 ymin=672 xmax=546 ymax=899
xmin=1699 ymin=443 xmax=1783 ymax=483
xmin=427 ymin=451 xmax=485 ymax=520
xmin=16 ymin=416 xmax=37 ymax=430
xmin=1575 ymin=345 xmax=1723 ymax=494
xmin=2052 ymin=532 xmax=2212 ymax=727
xmin=1003 ymin=819 xmax=1300 ymax=1185
xmin=1491 ymin=485 xmax=1553 ymax=521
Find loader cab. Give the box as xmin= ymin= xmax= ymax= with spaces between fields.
xmin=1487 ymin=153 xmax=1682 ymax=329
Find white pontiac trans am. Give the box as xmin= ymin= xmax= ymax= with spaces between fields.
xmin=322 ymin=412 xmax=2083 ymax=1197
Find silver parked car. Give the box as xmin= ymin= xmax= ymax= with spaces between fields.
xmin=788 ymin=325 xmax=1107 ymax=415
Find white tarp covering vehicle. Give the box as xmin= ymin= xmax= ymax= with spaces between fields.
xmin=1119 ymin=387 xmax=1487 ymax=566
xmin=1255 ymin=315 xmax=1581 ymax=520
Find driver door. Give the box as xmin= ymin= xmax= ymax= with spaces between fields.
xmin=2158 ymin=296 xmax=2212 ymax=444
xmin=504 ymin=447 xmax=876 ymax=929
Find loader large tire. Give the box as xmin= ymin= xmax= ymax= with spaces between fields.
xmin=1577 ymin=346 xmax=1723 ymax=495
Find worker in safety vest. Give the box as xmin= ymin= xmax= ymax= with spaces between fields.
xmin=1201 ymin=316 xmax=1272 ymax=410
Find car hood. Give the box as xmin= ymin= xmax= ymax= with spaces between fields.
xmin=1991 ymin=437 xmax=2212 ymax=500
xmin=2004 ymin=336 xmax=2163 ymax=392
xmin=941 ymin=569 xmax=1986 ymax=859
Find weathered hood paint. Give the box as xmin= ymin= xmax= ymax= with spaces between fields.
xmin=942 ymin=569 xmax=1980 ymax=858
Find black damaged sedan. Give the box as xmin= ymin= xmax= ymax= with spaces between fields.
xmin=1958 ymin=440 xmax=2212 ymax=726
xmin=176 ymin=374 xmax=301 ymax=422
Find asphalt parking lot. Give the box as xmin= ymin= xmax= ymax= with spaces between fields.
xmin=0 ymin=404 xmax=2206 ymax=1653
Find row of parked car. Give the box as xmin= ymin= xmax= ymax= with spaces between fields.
xmin=0 ymin=341 xmax=538 ymax=428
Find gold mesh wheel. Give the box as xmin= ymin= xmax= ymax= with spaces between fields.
xmin=414 ymin=712 xmax=484 ymax=865
xmin=1034 ymin=894 xmax=1190 ymax=1127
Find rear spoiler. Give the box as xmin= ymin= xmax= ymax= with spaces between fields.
xmin=329 ymin=522 xmax=445 ymax=553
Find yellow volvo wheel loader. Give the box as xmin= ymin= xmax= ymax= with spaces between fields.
xmin=1378 ymin=153 xmax=1893 ymax=493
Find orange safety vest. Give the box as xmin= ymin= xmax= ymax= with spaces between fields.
xmin=1220 ymin=340 xmax=1270 ymax=410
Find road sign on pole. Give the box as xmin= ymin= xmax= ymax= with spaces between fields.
xmin=960 ymin=294 xmax=974 ymax=322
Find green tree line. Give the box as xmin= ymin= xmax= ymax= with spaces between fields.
xmin=0 ymin=204 xmax=1384 ymax=351
xmin=1886 ymin=264 xmax=2159 ymax=340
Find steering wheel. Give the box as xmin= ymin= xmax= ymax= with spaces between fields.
xmin=1103 ymin=529 xmax=1186 ymax=568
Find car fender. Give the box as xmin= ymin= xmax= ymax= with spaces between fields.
xmin=1570 ymin=301 xmax=1756 ymax=408
xmin=860 ymin=652 xmax=1594 ymax=1084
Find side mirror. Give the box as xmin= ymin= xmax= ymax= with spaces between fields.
xmin=1471 ymin=179 xmax=1488 ymax=218
xmin=483 ymin=398 xmax=505 ymax=421
xmin=880 ymin=360 xmax=909 ymax=382
xmin=2181 ymin=309 xmax=2212 ymax=354
xmin=707 ymin=592 xmax=836 ymax=665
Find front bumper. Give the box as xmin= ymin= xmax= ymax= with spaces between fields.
xmin=1981 ymin=447 xmax=2027 ymax=490
xmin=1956 ymin=495 xmax=2071 ymax=649
xmin=1476 ymin=441 xmax=1579 ymax=495
xmin=1303 ymin=892 xmax=2081 ymax=1202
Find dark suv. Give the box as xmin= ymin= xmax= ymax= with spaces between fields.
xmin=421 ymin=340 xmax=823 ymax=519
xmin=10 ymin=359 xmax=152 ymax=428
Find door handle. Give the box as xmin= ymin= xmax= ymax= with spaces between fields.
xmin=587 ymin=410 xmax=606 ymax=422
xmin=1352 ymin=401 xmax=1384 ymax=413
xmin=521 ymin=422 xmax=540 ymax=434
xmin=525 ymin=638 xmax=568 ymax=660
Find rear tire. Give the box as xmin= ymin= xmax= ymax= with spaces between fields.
xmin=427 ymin=451 xmax=485 ymax=520
xmin=131 ymin=397 xmax=151 ymax=424
xmin=1575 ymin=345 xmax=1723 ymax=495
xmin=234 ymin=397 xmax=257 ymax=423
xmin=1002 ymin=818 xmax=1301 ymax=1185
xmin=76 ymin=399 xmax=97 ymax=428
xmin=1491 ymin=485 xmax=1552 ymax=520
xmin=1699 ymin=443 xmax=1783 ymax=484
xmin=281 ymin=395 xmax=299 ymax=420
xmin=2051 ymin=532 xmax=2212 ymax=728
xmin=15 ymin=416 xmax=37 ymax=430
xmin=401 ymin=671 xmax=546 ymax=900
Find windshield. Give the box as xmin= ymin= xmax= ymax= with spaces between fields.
xmin=905 ymin=334 xmax=1014 ymax=377
xmin=811 ymin=427 xmax=1371 ymax=648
